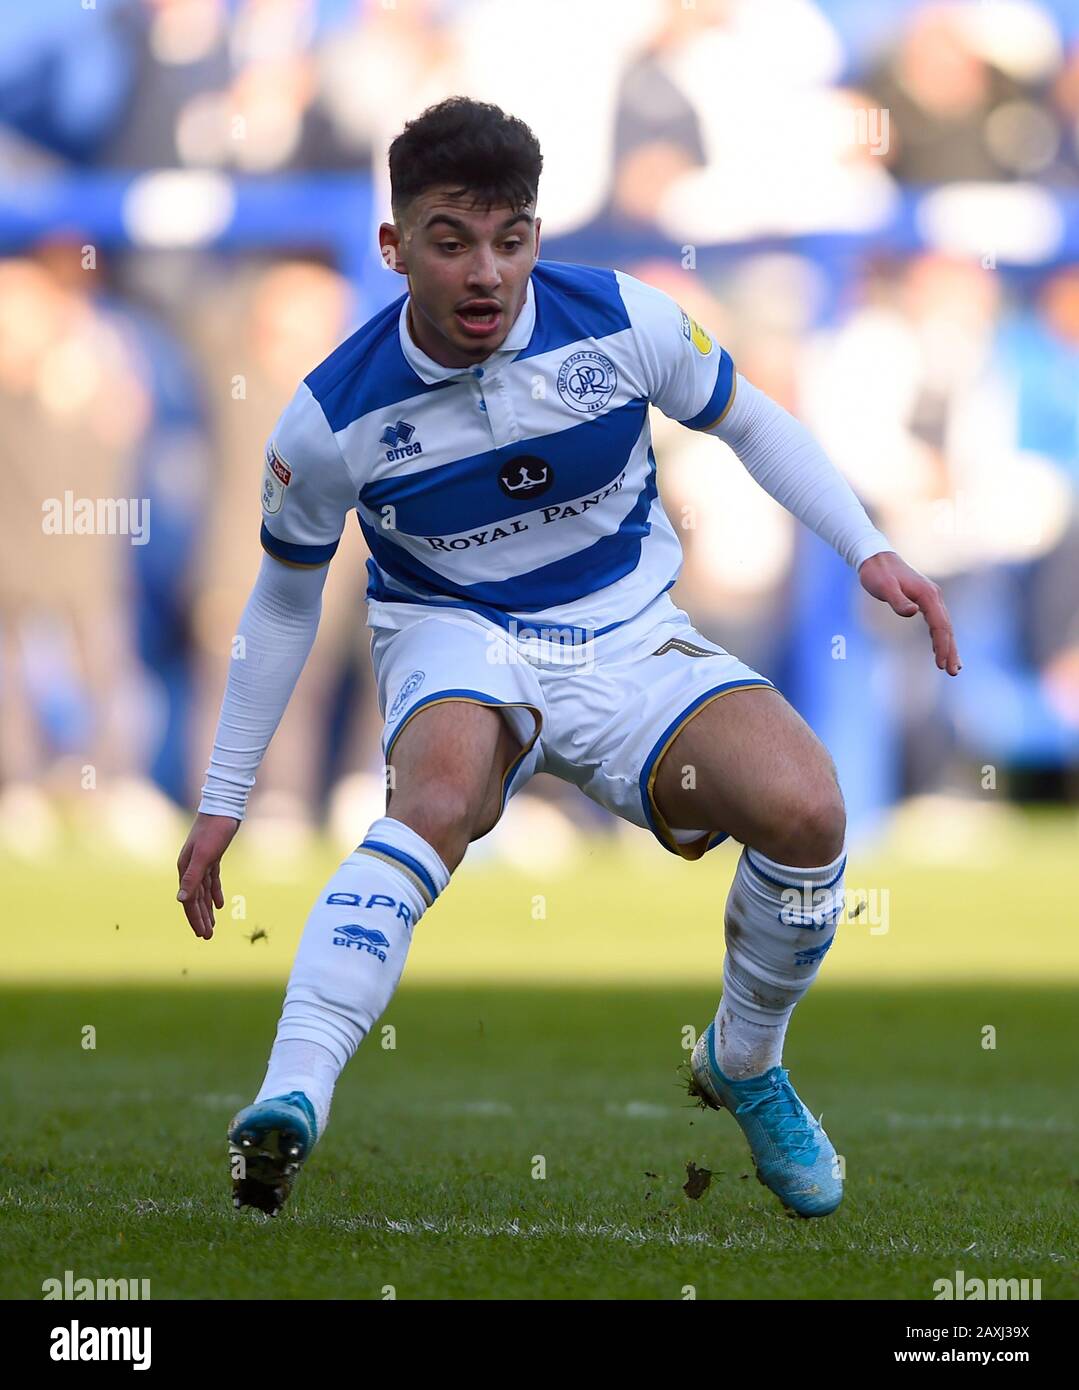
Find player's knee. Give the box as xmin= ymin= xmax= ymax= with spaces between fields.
xmin=766 ymin=780 xmax=846 ymax=866
xmin=795 ymin=783 xmax=846 ymax=864
xmin=387 ymin=781 xmax=480 ymax=870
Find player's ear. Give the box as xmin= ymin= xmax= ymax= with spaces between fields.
xmin=533 ymin=214 xmax=542 ymax=262
xmin=379 ymin=222 xmax=408 ymax=277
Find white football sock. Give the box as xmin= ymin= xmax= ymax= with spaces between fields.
xmin=255 ymin=1039 xmax=341 ymax=1136
xmin=713 ymin=844 xmax=846 ymax=1079
xmin=713 ymin=1000 xmax=787 ymax=1081
xmin=254 ymin=816 xmax=450 ymax=1136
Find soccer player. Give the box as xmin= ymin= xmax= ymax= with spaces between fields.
xmin=176 ymin=98 xmax=960 ymax=1219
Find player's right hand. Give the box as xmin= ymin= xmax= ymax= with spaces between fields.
xmin=176 ymin=813 xmax=241 ymax=939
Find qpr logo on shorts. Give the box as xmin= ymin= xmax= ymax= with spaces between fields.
xmin=557 ymin=350 xmax=618 ymax=413
xmin=388 ymin=669 xmax=424 ymax=721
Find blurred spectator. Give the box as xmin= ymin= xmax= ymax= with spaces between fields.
xmin=606 ymin=2 xmax=710 ymax=231
xmin=615 ymin=0 xmax=899 ymax=241
xmin=0 ymin=0 xmax=137 ymax=166
xmin=0 ymin=243 xmax=180 ymax=848
xmin=453 ymin=0 xmax=655 ymax=236
xmin=184 ymin=256 xmax=373 ymax=834
xmin=319 ymin=0 xmax=457 ymax=193
xmin=1044 ymin=38 xmax=1079 ymax=182
xmin=865 ymin=1 xmax=1063 ymax=183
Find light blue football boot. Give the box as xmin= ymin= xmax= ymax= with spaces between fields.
xmin=228 ymin=1091 xmax=318 ymax=1216
xmin=689 ymin=1022 xmax=843 ymax=1218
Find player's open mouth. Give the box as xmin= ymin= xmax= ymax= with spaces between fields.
xmin=455 ymin=302 xmax=502 ymax=337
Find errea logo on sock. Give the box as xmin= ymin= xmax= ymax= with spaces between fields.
xmin=331 ymin=924 xmax=390 ymax=960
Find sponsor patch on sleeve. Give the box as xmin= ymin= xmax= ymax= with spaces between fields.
xmin=680 ymin=307 xmax=713 ymax=356
xmin=688 ymin=316 xmax=713 ymax=356
xmin=261 ymin=442 xmax=290 ymax=515
xmin=266 ymin=442 xmax=292 ymax=486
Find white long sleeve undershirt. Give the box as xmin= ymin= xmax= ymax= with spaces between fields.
xmin=197 ymin=553 xmax=328 ymax=821
xmin=197 ymin=378 xmax=892 ymax=821
xmin=706 ymin=373 xmax=893 ymax=571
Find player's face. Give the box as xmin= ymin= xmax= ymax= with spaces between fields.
xmin=380 ymin=187 xmax=541 ymax=368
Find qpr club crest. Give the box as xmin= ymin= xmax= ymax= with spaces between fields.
xmin=497 ymin=454 xmax=552 ymax=501
xmin=388 ymin=669 xmax=425 ymax=721
xmin=557 ymin=350 xmax=618 ymax=414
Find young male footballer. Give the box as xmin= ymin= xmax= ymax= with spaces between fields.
xmin=176 ymin=98 xmax=961 ymax=1219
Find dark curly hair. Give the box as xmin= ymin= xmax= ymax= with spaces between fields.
xmin=388 ymin=97 xmax=543 ymax=221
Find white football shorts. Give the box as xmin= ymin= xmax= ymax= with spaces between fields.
xmin=367 ymin=590 xmax=776 ymax=859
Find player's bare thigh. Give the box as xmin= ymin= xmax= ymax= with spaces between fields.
xmin=385 ymin=701 xmax=523 ymax=871
xmin=651 ymin=686 xmax=845 ymax=867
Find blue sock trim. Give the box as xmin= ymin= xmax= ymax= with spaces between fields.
xmin=364 ymin=817 xmax=450 ymax=891
xmin=359 ymin=838 xmax=439 ymax=904
xmin=745 ymin=848 xmax=846 ymax=892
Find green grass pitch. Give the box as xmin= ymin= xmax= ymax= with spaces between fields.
xmin=1 ymin=813 xmax=1075 ymax=1299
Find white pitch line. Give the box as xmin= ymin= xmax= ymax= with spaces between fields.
xmin=433 ymin=1101 xmax=515 ymax=1117
xmin=885 ymin=1113 xmax=1074 ymax=1133
xmin=433 ymin=1100 xmax=680 ymax=1119
xmin=328 ymin=1211 xmax=745 ymax=1248
xmin=0 ymin=1193 xmax=1059 ymax=1262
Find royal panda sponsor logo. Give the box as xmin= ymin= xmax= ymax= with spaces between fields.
xmin=422 ymin=469 xmax=628 ymax=553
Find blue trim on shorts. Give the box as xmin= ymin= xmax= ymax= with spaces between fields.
xmin=638 ymin=678 xmax=776 ymax=858
xmin=383 ymin=687 xmax=540 ymax=814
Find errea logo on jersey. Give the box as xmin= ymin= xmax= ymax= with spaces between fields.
xmin=381 ymin=419 xmax=423 ymax=460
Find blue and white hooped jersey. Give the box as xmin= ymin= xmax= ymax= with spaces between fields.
xmin=258 ymin=261 xmax=736 ymax=637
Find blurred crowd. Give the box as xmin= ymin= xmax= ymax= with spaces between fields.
xmin=1 ymin=0 xmax=1078 ymax=860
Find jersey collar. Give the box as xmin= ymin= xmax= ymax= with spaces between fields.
xmin=399 ymin=276 xmax=536 ymax=384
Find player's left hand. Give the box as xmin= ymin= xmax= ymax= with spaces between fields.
xmin=857 ymin=550 xmax=962 ymax=676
